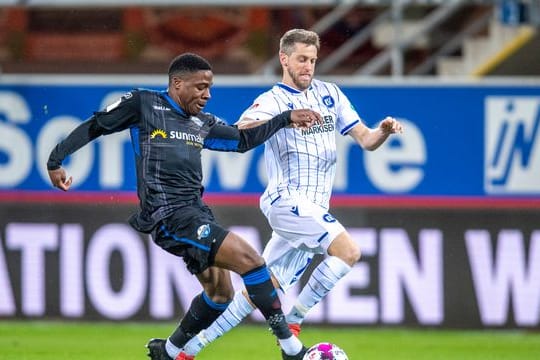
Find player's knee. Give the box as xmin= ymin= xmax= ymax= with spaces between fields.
xmin=208 ymin=291 xmax=234 ymax=304
xmin=198 ymin=269 xmax=234 ymax=302
xmin=229 ymin=240 xmax=265 ymax=273
xmin=212 ymin=283 xmax=234 ymax=303
xmin=348 ymin=244 xmax=361 ymax=264
xmin=216 ymin=232 xmax=265 ymax=273
xmin=239 ymin=251 xmax=265 ymax=272
xmin=336 ymin=244 xmax=360 ymax=266
xmin=328 ymin=234 xmax=361 ymax=266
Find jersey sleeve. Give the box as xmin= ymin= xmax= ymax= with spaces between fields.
xmin=94 ymin=90 xmax=140 ymax=132
xmin=334 ymin=85 xmax=363 ymax=136
xmin=47 ymin=90 xmax=140 ymax=170
xmin=205 ymin=111 xmax=291 ymax=152
xmin=237 ymin=92 xmax=278 ymax=123
xmin=47 ymin=117 xmax=106 ymax=170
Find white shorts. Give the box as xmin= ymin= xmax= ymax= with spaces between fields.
xmin=260 ymin=193 xmax=346 ymax=291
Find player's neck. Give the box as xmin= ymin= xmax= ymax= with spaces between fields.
xmin=281 ymin=80 xmax=308 ymax=94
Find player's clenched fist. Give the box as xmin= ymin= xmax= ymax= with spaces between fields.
xmin=290 ymin=109 xmax=322 ymax=129
xmin=48 ymin=168 xmax=73 ymax=191
xmin=379 ymin=116 xmax=404 ymax=134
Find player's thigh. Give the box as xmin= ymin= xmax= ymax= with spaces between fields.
xmin=213 ymin=231 xmax=264 ymax=274
xmin=267 ymin=196 xmax=345 ymax=252
xmin=264 ymin=232 xmax=315 ymax=291
xmin=152 ymin=204 xmax=228 ymax=275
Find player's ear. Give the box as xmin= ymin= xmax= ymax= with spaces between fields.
xmin=279 ymin=51 xmax=288 ymax=67
xmin=171 ymin=76 xmax=183 ymax=89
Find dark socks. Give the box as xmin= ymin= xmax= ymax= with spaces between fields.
xmin=242 ymin=265 xmax=291 ymax=339
xmin=169 ymin=292 xmax=229 ymax=347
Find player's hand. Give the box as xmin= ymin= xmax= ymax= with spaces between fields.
xmin=48 ymin=167 xmax=73 ymax=191
xmin=379 ymin=116 xmax=403 ymax=134
xmin=290 ymin=109 xmax=322 ymax=129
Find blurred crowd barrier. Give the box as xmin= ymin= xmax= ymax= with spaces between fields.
xmin=0 ymin=6 xmax=276 ymax=73
xmin=1 ymin=3 xmax=524 ymax=76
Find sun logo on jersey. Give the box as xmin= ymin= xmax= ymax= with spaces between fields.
xmin=150 ymin=129 xmax=167 ymax=139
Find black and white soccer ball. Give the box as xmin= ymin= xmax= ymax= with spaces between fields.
xmin=303 ymin=342 xmax=349 ymax=360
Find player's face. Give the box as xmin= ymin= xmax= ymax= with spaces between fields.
xmin=281 ymin=43 xmax=318 ymax=91
xmin=170 ymin=70 xmax=213 ymax=116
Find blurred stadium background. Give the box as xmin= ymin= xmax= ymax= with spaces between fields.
xmin=1 ymin=0 xmax=540 ymax=359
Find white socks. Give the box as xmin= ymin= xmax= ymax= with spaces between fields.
xmin=172 ymin=256 xmax=351 ymax=358
xmin=286 ymin=256 xmax=351 ymax=325
xmin=165 ymin=337 xmax=183 ymax=359
xmin=183 ymin=290 xmax=255 ymax=356
xmin=181 ymin=287 xmax=303 ymax=356
xmin=278 ymin=335 xmax=304 ymax=356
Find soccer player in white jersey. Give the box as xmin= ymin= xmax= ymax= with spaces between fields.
xmin=178 ymin=29 xmax=403 ymax=360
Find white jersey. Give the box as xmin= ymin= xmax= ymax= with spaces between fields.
xmin=239 ymin=79 xmax=362 ymax=210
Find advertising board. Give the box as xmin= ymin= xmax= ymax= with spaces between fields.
xmin=1 ymin=78 xmax=539 ymax=199
xmin=1 ymin=203 xmax=538 ymax=328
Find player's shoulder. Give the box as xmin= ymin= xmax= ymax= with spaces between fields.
xmin=311 ymin=79 xmax=347 ymax=102
xmin=131 ymin=88 xmax=175 ymax=108
xmin=102 ymin=89 xmax=141 ymax=112
xmin=311 ymin=78 xmax=328 ymax=86
xmin=246 ymin=88 xmax=275 ymax=107
xmin=114 ymin=88 xmax=151 ymax=104
xmin=259 ymin=85 xmax=279 ymax=98
xmin=197 ymin=111 xmax=228 ymax=126
xmin=311 ymin=78 xmax=340 ymax=91
xmin=133 ymin=88 xmax=162 ymax=98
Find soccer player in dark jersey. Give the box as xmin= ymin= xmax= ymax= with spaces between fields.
xmin=47 ymin=53 xmax=320 ymax=360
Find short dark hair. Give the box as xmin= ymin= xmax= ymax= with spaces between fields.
xmin=168 ymin=53 xmax=212 ymax=80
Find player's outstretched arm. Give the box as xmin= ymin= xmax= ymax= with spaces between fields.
xmin=47 ymin=117 xmax=107 ymax=191
xmin=238 ymin=109 xmax=321 ymax=130
xmin=349 ymin=116 xmax=403 ymax=151
xmin=236 ymin=117 xmax=264 ymax=130
xmin=207 ymin=109 xmax=321 ymax=153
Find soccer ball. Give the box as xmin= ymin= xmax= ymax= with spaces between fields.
xmin=303 ymin=342 xmax=349 ymax=360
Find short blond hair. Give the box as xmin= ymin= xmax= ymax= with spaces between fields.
xmin=279 ymin=29 xmax=320 ymax=55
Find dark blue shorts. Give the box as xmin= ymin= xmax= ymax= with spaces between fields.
xmin=152 ymin=201 xmax=228 ymax=274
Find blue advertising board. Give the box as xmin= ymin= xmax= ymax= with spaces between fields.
xmin=1 ymin=77 xmax=539 ymax=198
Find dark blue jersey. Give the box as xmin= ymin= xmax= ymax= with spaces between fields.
xmin=48 ymin=89 xmax=292 ymax=233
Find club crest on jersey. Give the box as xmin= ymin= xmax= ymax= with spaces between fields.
xmin=322 ymin=95 xmax=335 ymax=108
xmin=197 ymin=224 xmax=211 ymax=239
xmin=323 ymin=213 xmax=336 ymax=223
xmin=150 ymin=129 xmax=167 ymax=139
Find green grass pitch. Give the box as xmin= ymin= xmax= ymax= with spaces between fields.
xmin=1 ymin=321 xmax=539 ymax=359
